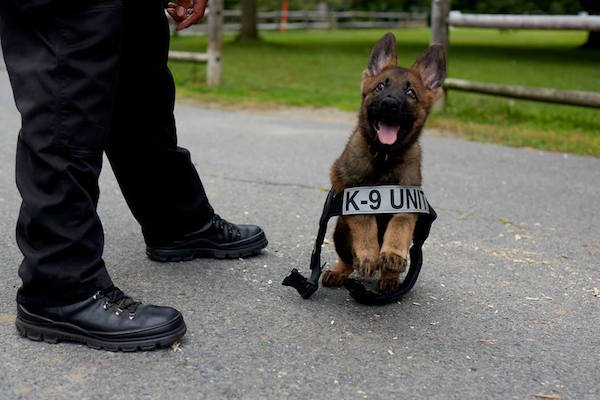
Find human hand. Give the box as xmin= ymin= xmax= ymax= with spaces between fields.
xmin=167 ymin=0 xmax=208 ymax=31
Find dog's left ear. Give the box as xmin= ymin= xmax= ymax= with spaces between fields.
xmin=365 ymin=32 xmax=398 ymax=77
xmin=411 ymin=44 xmax=446 ymax=90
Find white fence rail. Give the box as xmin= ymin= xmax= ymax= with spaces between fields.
xmin=445 ymin=78 xmax=600 ymax=109
xmin=171 ymin=10 xmax=428 ymax=35
xmin=448 ymin=11 xmax=600 ymax=31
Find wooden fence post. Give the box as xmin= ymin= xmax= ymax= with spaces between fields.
xmin=431 ymin=0 xmax=450 ymax=108
xmin=431 ymin=0 xmax=450 ymax=51
xmin=207 ymin=0 xmax=223 ymax=87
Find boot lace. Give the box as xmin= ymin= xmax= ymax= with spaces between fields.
xmin=93 ymin=287 xmax=141 ymax=319
xmin=211 ymin=214 xmax=241 ymax=240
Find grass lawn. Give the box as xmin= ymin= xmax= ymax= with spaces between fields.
xmin=169 ymin=28 xmax=600 ymax=156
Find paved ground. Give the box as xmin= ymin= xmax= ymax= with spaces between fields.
xmin=1 ymin=60 xmax=599 ymax=400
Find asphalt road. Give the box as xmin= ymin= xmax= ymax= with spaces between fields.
xmin=0 ymin=61 xmax=599 ymax=400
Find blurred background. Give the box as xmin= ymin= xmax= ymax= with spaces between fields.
xmin=167 ymin=0 xmax=600 ymax=156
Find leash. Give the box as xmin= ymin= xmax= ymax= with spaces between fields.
xmin=282 ymin=187 xmax=436 ymax=305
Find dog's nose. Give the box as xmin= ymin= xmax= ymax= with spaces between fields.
xmin=380 ymin=96 xmax=400 ymax=112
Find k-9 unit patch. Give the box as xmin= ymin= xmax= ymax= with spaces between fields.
xmin=342 ymin=186 xmax=429 ymax=215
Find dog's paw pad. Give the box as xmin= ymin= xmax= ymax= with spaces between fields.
xmin=378 ymin=252 xmax=407 ymax=273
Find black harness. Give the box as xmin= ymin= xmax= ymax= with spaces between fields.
xmin=282 ymin=188 xmax=436 ymax=305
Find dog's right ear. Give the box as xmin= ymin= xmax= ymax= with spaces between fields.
xmin=411 ymin=44 xmax=446 ymax=90
xmin=365 ymin=32 xmax=398 ymax=77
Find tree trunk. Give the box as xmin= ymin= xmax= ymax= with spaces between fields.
xmin=583 ymin=31 xmax=600 ymax=49
xmin=239 ymin=0 xmax=258 ymax=41
xmin=581 ymin=0 xmax=600 ymax=49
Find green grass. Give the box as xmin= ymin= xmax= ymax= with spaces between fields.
xmin=169 ymin=28 xmax=600 ymax=156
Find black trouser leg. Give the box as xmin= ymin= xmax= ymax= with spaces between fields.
xmin=1 ymin=2 xmax=121 ymax=306
xmin=106 ymin=0 xmax=214 ymax=247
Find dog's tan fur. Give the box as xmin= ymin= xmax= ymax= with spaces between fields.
xmin=321 ymin=33 xmax=445 ymax=293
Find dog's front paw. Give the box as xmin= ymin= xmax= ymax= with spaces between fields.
xmin=378 ymin=251 xmax=407 ymax=273
xmin=377 ymin=275 xmax=402 ymax=294
xmin=354 ymin=255 xmax=378 ymax=278
xmin=322 ymin=270 xmax=346 ymax=287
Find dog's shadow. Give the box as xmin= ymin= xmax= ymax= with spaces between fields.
xmin=312 ymin=271 xmax=454 ymax=331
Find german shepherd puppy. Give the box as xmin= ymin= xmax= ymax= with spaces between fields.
xmin=321 ymin=33 xmax=446 ymax=293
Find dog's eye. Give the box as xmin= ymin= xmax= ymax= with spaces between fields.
xmin=375 ymin=82 xmax=385 ymax=93
xmin=406 ymin=88 xmax=416 ymax=99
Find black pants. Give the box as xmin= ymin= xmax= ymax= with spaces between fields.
xmin=1 ymin=0 xmax=214 ymax=306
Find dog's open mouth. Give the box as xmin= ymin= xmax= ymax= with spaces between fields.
xmin=372 ymin=121 xmax=401 ymax=145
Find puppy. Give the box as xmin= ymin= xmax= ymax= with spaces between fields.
xmin=321 ymin=33 xmax=446 ymax=293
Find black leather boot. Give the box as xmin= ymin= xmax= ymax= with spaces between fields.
xmin=15 ymin=287 xmax=186 ymax=351
xmin=146 ymin=214 xmax=268 ymax=262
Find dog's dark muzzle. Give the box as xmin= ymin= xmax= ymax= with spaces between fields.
xmin=369 ymin=96 xmax=415 ymax=129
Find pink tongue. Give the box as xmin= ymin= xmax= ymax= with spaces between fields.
xmin=377 ymin=123 xmax=399 ymax=145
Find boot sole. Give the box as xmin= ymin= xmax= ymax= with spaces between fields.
xmin=146 ymin=232 xmax=268 ymax=262
xmin=15 ymin=309 xmax=186 ymax=352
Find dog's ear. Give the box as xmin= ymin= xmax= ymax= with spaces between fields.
xmin=411 ymin=44 xmax=446 ymax=90
xmin=365 ymin=32 xmax=398 ymax=77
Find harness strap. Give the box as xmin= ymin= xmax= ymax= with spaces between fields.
xmin=282 ymin=188 xmax=437 ymax=305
